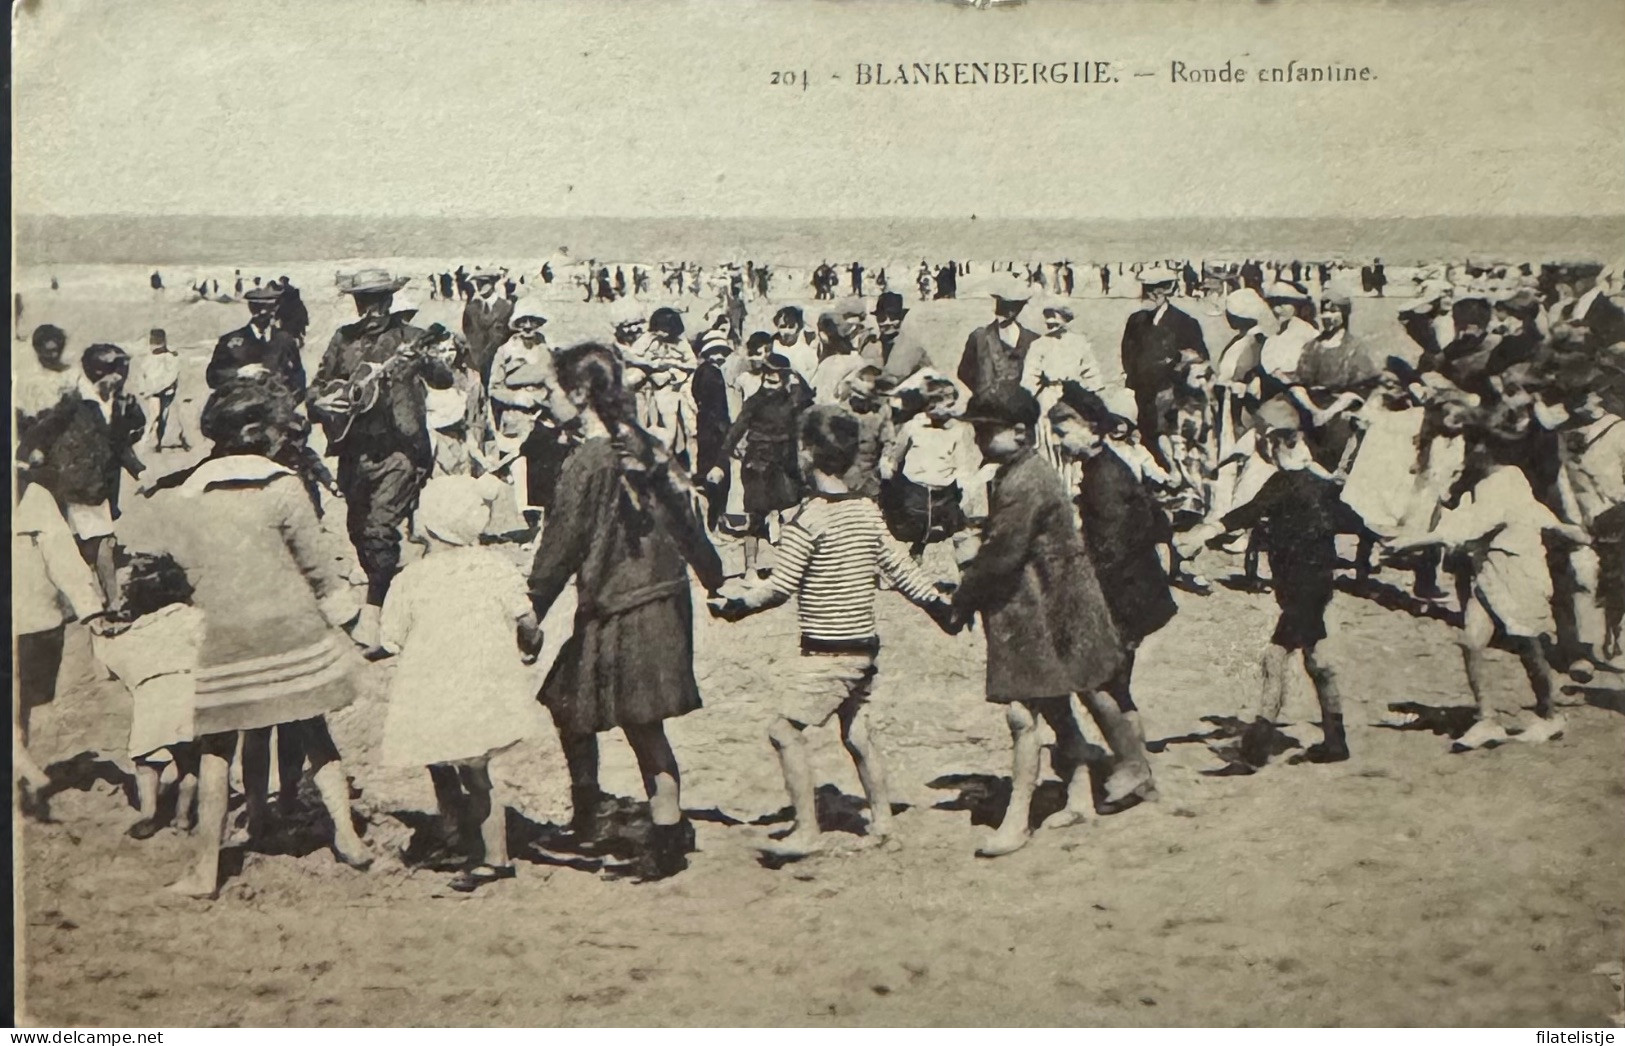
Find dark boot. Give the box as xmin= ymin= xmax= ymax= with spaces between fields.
xmin=1239 ymin=717 xmax=1277 ymax=769
xmin=559 ymin=785 xmax=607 ymax=855
xmin=1302 ymin=714 xmax=1350 ymax=763
xmin=636 ymin=820 xmax=694 ymax=882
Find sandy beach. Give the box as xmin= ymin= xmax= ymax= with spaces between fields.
xmin=14 ymin=276 xmax=1625 ymax=1027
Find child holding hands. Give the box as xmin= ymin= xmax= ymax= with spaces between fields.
xmin=950 ymin=386 xmax=1142 ymax=858
xmin=380 ymin=474 xmax=545 ymax=892
xmin=710 ymin=406 xmax=955 ymax=857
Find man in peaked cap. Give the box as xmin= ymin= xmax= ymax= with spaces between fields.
xmin=1119 ymin=265 xmax=1208 ymax=449
xmin=461 ymin=270 xmax=515 ymax=385
xmin=207 ymin=282 xmax=307 ymax=399
xmin=311 ymin=269 xmax=455 ymax=648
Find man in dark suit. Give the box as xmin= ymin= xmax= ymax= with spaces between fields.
xmin=1553 ymin=264 xmax=1625 ymax=358
xmin=207 ymin=284 xmax=307 ymax=399
xmin=1119 ymin=267 xmax=1208 ymax=446
xmin=461 ymin=271 xmax=515 ymax=383
xmin=957 ymin=272 xmax=1039 ymax=396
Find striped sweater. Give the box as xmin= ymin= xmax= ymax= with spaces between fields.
xmin=768 ymin=493 xmax=941 ymax=644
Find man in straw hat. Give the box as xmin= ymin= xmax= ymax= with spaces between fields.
xmin=207 ymin=282 xmax=307 ymax=399
xmin=311 ymin=269 xmax=456 ymax=648
xmin=461 ymin=270 xmax=515 ymax=385
xmin=1119 ymin=266 xmax=1208 ymax=452
xmin=957 ymin=270 xmax=1040 ymax=398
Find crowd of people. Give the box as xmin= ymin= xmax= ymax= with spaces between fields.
xmin=13 ymin=253 xmax=1624 ymax=899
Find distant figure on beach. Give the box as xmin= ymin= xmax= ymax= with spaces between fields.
xmin=150 ymin=272 xmax=164 ymax=292
xmin=50 ymin=276 xmax=59 ymax=291
xmin=614 ymin=267 xmax=627 ymax=299
xmin=850 ymin=261 xmax=865 ymax=297
xmin=234 ymin=271 xmax=244 ymax=297
xmin=1101 ymin=265 xmax=1111 ymax=295
xmin=276 ymin=277 xmax=310 ymax=344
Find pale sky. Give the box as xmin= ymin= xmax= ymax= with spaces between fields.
xmin=12 ymin=0 xmax=1625 ymax=221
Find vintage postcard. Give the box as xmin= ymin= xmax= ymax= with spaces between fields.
xmin=11 ymin=0 xmax=1625 ymax=1029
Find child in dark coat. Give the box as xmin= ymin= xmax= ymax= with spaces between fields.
xmin=950 ymin=386 xmax=1143 ymax=857
xmin=716 ymin=353 xmax=803 ymax=575
xmin=1048 ymin=383 xmax=1174 ymax=804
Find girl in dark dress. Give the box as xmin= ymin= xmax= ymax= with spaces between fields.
xmin=717 ymin=353 xmax=802 ymax=576
xmin=528 ymin=344 xmax=726 ymax=879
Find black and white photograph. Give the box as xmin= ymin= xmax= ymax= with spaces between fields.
xmin=10 ymin=0 xmax=1625 ymax=1030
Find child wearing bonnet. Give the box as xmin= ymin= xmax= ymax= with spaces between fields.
xmin=379 ymin=473 xmax=545 ymax=892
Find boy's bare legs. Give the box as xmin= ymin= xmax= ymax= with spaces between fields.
xmin=764 ymin=716 xmax=824 ymax=855
xmin=172 ymin=743 xmax=199 ymax=832
xmin=1080 ymin=690 xmax=1155 ymax=803
xmin=1240 ymin=644 xmax=1292 ymax=768
xmin=979 ymin=700 xmax=1043 ymax=857
xmin=1259 ymin=644 xmax=1291 ymax=722
xmin=1034 ymin=698 xmax=1093 ymax=829
xmin=837 ymin=701 xmax=895 ymax=843
xmin=167 ymin=732 xmax=235 ymax=898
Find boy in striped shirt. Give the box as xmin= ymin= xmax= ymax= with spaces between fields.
xmin=709 ymin=405 xmax=955 ymax=857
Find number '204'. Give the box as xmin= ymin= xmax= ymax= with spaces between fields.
xmin=770 ymin=69 xmax=809 ymax=90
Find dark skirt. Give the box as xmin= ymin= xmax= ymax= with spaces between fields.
xmin=520 ymin=424 xmax=570 ymax=509
xmin=540 ymin=593 xmax=702 ymax=736
xmin=740 ymin=444 xmax=800 ymax=514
